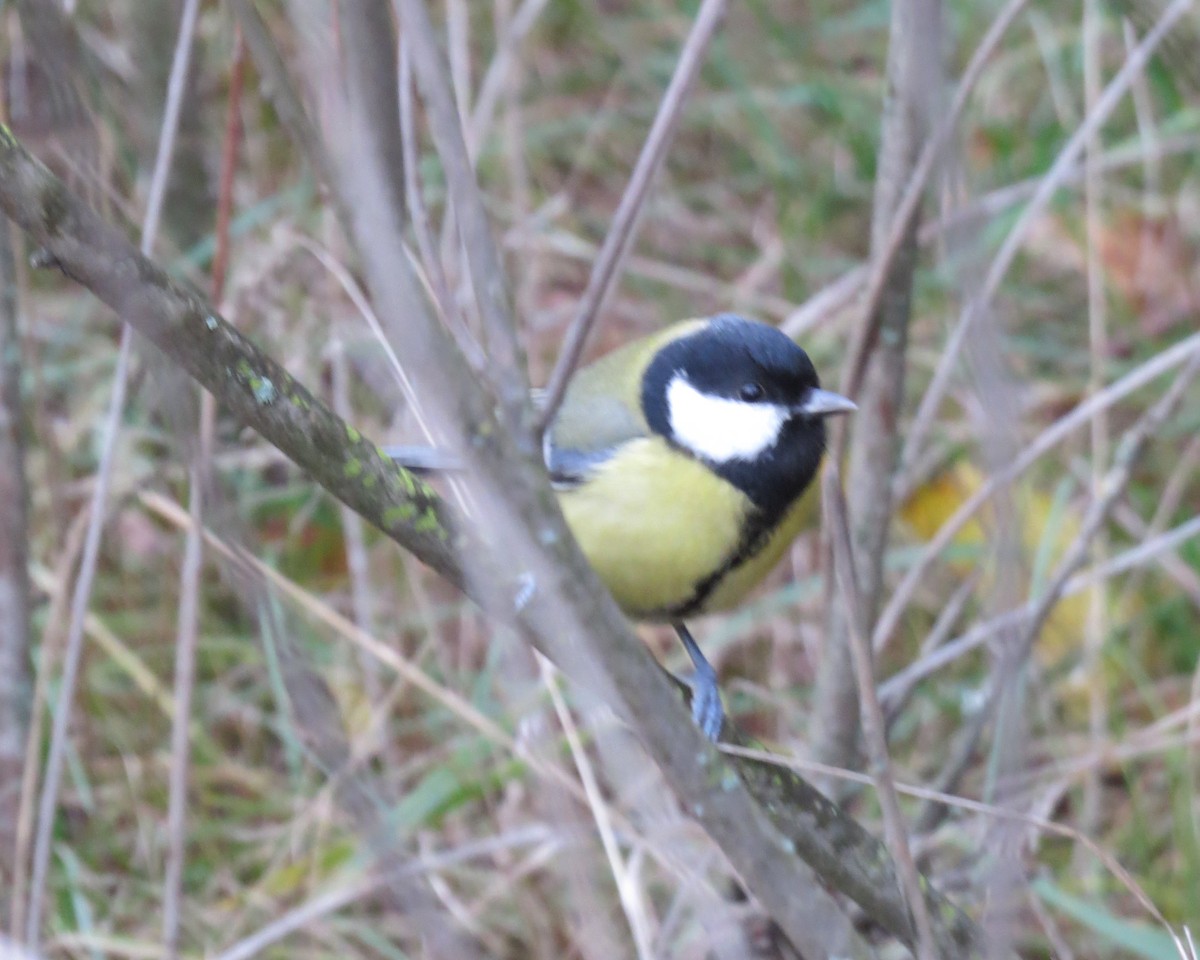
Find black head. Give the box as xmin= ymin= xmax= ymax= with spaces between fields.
xmin=642 ymin=314 xmax=854 ymax=518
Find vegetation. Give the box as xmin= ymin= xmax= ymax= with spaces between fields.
xmin=0 ymin=1 xmax=1198 ymax=957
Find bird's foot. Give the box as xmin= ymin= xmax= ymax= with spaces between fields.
xmin=687 ymin=663 xmax=725 ymax=741
xmin=674 ymin=623 xmax=724 ymax=741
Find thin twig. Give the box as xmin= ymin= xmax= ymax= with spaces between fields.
xmin=24 ymin=0 xmax=201 ymax=942
xmin=395 ymin=0 xmax=528 ymax=414
xmin=397 ymin=41 xmax=475 ymax=365
xmin=914 ymin=348 xmax=1200 ymax=831
xmin=811 ymin=0 xmax=940 ymax=774
xmin=496 ymin=0 xmax=540 ymax=333
xmin=467 ymin=0 xmax=551 ymax=158
xmin=837 ymin=0 xmax=1030 ymax=399
xmin=1106 ymin=505 xmax=1200 ymax=606
xmin=721 ymin=743 xmax=1182 ymax=943
xmin=542 ymin=659 xmax=655 ymax=960
xmin=9 ymin=507 xmax=90 ymax=939
xmin=330 ymin=338 xmax=383 ymax=701
xmin=827 ymin=474 xmax=939 ymax=960
xmin=446 ymin=0 xmax=472 ymax=125
xmin=536 ymin=0 xmax=728 ymax=431
xmin=1079 ymin=0 xmax=1111 ymax=863
xmin=0 ymin=218 xmax=32 ymax=930
xmin=882 ymin=573 xmax=979 ymax=730
xmin=874 ymin=331 xmax=1200 ymax=654
xmin=900 ymin=0 xmax=1195 ymax=477
xmin=1113 ymin=432 xmax=1200 ymax=610
xmin=138 ymin=0 xmax=201 ymax=258
xmin=161 ymin=447 xmax=206 ymax=960
xmin=162 ymin=30 xmax=244 ymax=958
xmin=229 ymin=0 xmax=356 ymax=242
xmin=209 ymin=30 xmax=245 ymax=301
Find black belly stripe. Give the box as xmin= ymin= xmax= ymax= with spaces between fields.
xmin=664 ymin=504 xmax=778 ymax=621
xmin=647 ymin=424 xmax=824 ymax=622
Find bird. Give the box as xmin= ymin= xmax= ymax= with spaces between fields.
xmin=386 ymin=313 xmax=855 ymax=739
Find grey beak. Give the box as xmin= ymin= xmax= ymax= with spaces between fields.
xmin=797 ymin=388 xmax=857 ymax=417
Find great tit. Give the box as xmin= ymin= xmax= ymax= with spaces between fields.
xmin=387 ymin=313 xmax=855 ymax=739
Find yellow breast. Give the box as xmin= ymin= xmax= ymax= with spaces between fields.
xmin=557 ymin=438 xmax=815 ymax=620
xmin=694 ymin=489 xmax=815 ymax=613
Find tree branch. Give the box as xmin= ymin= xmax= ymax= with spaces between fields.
xmin=0 ymin=213 xmax=32 ymax=933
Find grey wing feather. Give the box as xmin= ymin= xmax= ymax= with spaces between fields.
xmin=387 ymin=378 xmax=647 ymax=486
xmin=545 ymin=391 xmax=647 ymax=488
xmin=386 ymin=439 xmax=617 ymax=486
xmin=382 ymin=445 xmax=465 ymax=473
xmin=544 ymin=442 xmax=620 ymax=488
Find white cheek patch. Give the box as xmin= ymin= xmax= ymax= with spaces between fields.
xmin=666 ymin=375 xmax=787 ymax=463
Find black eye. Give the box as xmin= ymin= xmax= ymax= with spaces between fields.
xmin=739 ymin=382 xmax=765 ymax=402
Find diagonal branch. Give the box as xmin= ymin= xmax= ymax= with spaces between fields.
xmin=0 ymin=124 xmax=464 ymax=587
xmin=536 ymin=0 xmax=728 ymax=430
xmin=395 ymin=0 xmax=529 ymax=416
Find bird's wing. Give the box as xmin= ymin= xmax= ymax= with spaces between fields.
xmin=386 ymin=322 xmax=697 ymax=485
xmin=384 ymin=434 xmax=629 ymax=487
xmin=543 ymin=370 xmax=650 ymax=489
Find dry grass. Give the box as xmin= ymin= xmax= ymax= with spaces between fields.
xmin=3 ymin=1 xmax=1200 ymax=957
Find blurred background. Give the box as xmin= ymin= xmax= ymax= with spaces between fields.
xmin=1 ymin=0 xmax=1199 ymax=957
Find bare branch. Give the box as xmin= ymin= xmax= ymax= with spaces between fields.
xmin=395 ymin=0 xmax=528 ymax=412
xmin=23 ymin=0 xmax=203 ymax=941
xmin=536 ymin=0 xmax=728 ymax=430
xmin=828 ymin=475 xmax=939 ymax=960
xmin=914 ymin=347 xmax=1200 ymax=833
xmin=812 ymin=0 xmax=941 ymax=773
xmin=229 ymin=0 xmax=357 ymax=242
xmin=0 ymin=209 xmax=32 ymax=934
xmin=901 ymin=0 xmax=1195 ymax=476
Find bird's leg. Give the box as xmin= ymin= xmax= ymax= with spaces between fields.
xmin=673 ymin=622 xmax=724 ymax=741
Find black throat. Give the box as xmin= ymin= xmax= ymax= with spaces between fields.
xmin=713 ymin=416 xmax=827 ymax=521
xmin=642 ymin=342 xmax=829 ymax=521
xmin=661 ymin=424 xmax=827 ymax=620
xmin=642 ymin=343 xmax=829 ymax=618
